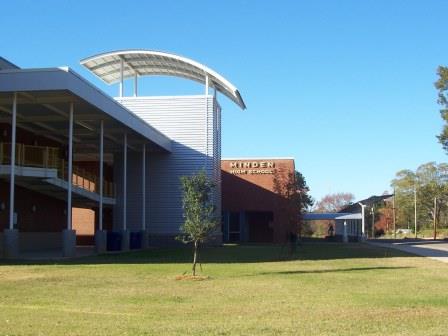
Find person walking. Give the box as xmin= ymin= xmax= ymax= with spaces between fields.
xmin=327 ymin=223 xmax=334 ymax=237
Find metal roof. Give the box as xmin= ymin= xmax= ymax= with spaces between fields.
xmin=80 ymin=49 xmax=246 ymax=109
xmin=339 ymin=194 xmax=394 ymax=213
xmin=303 ymin=213 xmax=353 ymax=220
xmin=302 ymin=212 xmax=363 ymax=220
xmin=0 ymin=67 xmax=172 ymax=153
xmin=334 ymin=213 xmax=363 ymax=220
xmin=0 ymin=57 xmax=19 ymax=70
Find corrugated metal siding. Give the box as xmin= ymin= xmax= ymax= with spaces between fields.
xmin=213 ymin=100 xmax=222 ymax=221
xmin=113 ymin=151 xmax=149 ymax=232
xmin=115 ymin=96 xmax=220 ymax=235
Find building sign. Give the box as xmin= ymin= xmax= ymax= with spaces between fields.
xmin=229 ymin=161 xmax=275 ymax=175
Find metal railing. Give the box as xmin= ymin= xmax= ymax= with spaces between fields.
xmin=0 ymin=142 xmax=115 ymax=197
xmin=0 ymin=143 xmax=59 ymax=168
xmin=59 ymin=160 xmax=115 ymax=198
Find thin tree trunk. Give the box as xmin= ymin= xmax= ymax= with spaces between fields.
xmin=192 ymin=240 xmax=198 ymax=276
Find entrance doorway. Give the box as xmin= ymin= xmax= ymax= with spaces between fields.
xmin=228 ymin=212 xmax=241 ymax=242
xmin=247 ymin=211 xmax=273 ymax=243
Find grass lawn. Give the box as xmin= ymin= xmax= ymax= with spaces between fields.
xmin=1 ymin=243 xmax=448 ymax=335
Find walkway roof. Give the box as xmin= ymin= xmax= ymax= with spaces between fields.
xmin=80 ymin=49 xmax=246 ymax=109
xmin=0 ymin=67 xmax=172 ymax=153
xmin=302 ymin=213 xmax=362 ymax=221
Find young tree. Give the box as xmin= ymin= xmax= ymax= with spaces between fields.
xmin=178 ymin=170 xmax=218 ymax=276
xmin=273 ymin=169 xmax=314 ymax=238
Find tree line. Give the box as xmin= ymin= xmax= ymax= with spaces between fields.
xmin=391 ymin=162 xmax=448 ymax=237
xmin=389 ymin=66 xmax=448 ymax=237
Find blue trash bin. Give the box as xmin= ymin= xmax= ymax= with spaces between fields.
xmin=130 ymin=231 xmax=142 ymax=250
xmin=107 ymin=231 xmax=122 ymax=251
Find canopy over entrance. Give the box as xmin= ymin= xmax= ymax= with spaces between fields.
xmin=81 ymin=49 xmax=246 ymax=109
xmin=302 ymin=213 xmax=362 ymax=221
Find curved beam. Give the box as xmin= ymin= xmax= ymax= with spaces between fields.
xmin=81 ymin=49 xmax=246 ymax=109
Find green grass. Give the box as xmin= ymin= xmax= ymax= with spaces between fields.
xmin=1 ymin=243 xmax=448 ymax=335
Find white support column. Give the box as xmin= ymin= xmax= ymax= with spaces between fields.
xmin=67 ymin=103 xmax=74 ymax=230
xmin=95 ymin=120 xmax=107 ymax=253
xmin=343 ymin=220 xmax=348 ymax=243
xmin=99 ymin=120 xmax=104 ymax=231
xmin=62 ymin=102 xmax=76 ymax=257
xmin=119 ymin=58 xmax=124 ymax=97
xmin=8 ymin=92 xmax=17 ymax=230
xmin=134 ymin=74 xmax=138 ymax=97
xmin=142 ymin=143 xmax=146 ymax=230
xmin=359 ymin=202 xmax=366 ymax=239
xmin=205 ymin=74 xmax=209 ymax=96
xmin=123 ymin=132 xmax=127 ymax=231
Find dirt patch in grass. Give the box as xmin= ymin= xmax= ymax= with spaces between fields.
xmin=174 ymin=274 xmax=210 ymax=281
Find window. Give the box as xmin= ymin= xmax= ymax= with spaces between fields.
xmin=228 ymin=212 xmax=240 ymax=242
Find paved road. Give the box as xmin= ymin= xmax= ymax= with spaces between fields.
xmin=370 ymin=240 xmax=448 ymax=263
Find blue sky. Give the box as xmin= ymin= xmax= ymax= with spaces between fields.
xmin=2 ymin=0 xmax=448 ymax=202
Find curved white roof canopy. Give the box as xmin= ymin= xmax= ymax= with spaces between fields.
xmin=80 ymin=50 xmax=246 ymax=109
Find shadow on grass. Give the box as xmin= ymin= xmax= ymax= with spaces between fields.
xmin=0 ymin=242 xmax=417 ymax=266
xmin=256 ymin=266 xmax=414 ymax=276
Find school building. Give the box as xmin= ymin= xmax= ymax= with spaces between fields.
xmin=0 ymin=50 xmax=245 ymax=258
xmin=221 ymin=158 xmax=297 ymax=243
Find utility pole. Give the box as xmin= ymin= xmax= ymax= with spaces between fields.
xmin=414 ymin=185 xmax=417 ymax=239
xmin=371 ymin=205 xmax=375 ymax=239
xmin=433 ymin=197 xmax=437 ymax=240
xmin=393 ymin=189 xmax=396 ymax=239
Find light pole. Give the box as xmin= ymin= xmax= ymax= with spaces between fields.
xmin=414 ymin=185 xmax=417 ymax=239
xmin=393 ymin=189 xmax=396 ymax=239
xmin=359 ymin=202 xmax=366 ymax=240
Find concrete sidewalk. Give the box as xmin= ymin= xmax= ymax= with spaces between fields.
xmin=369 ymin=240 xmax=448 ymax=263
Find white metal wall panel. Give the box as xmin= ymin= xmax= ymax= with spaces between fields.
xmin=113 ymin=151 xmax=150 ymax=232
xmin=115 ymin=96 xmax=220 ymax=236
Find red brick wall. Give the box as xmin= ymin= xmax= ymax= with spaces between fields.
xmin=0 ymin=181 xmax=66 ymax=232
xmin=72 ymin=207 xmax=113 ymax=245
xmin=221 ymin=159 xmax=296 ymax=243
xmin=0 ymin=124 xmax=114 ymax=239
xmin=73 ymin=208 xmax=94 ymax=235
xmin=0 ymin=124 xmax=66 ymax=233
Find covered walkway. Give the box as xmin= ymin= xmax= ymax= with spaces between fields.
xmin=303 ymin=212 xmax=364 ymax=242
xmin=0 ymin=65 xmax=171 ymax=258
